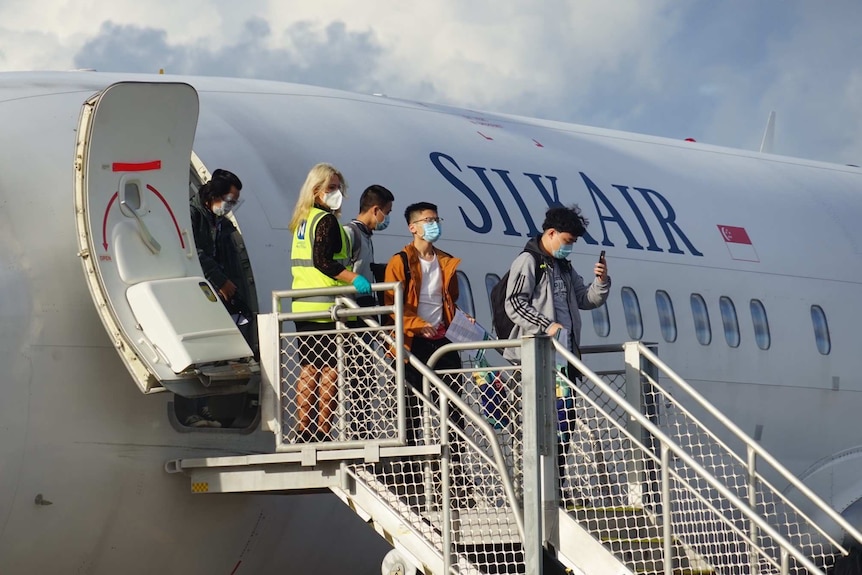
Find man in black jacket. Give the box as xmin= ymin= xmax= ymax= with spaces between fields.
xmin=190 ymin=170 xmax=247 ymax=309
xmin=186 ymin=168 xmax=256 ymax=427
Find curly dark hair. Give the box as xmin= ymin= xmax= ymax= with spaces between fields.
xmin=542 ymin=204 xmax=589 ymax=236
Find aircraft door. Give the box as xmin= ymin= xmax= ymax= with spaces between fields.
xmin=75 ymin=82 xmax=253 ymax=394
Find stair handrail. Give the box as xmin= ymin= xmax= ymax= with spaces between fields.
xmin=566 ymin=371 xmax=794 ymax=573
xmin=553 ymin=338 xmax=833 ymax=574
xmin=414 ymin=339 xmax=525 ymax=541
xmin=273 ymin=288 xmax=523 ymax=535
xmin=328 ymin=302 xmax=527 ymax=574
xmin=636 ymin=350 xmax=850 ymax=557
xmin=634 ymin=341 xmax=862 ymax=552
xmin=325 ymin=296 xmax=528 ymax=544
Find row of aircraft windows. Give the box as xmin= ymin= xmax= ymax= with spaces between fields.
xmin=460 ymin=272 xmax=832 ymax=356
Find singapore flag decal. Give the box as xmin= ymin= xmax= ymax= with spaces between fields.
xmin=717 ymin=225 xmax=759 ymax=262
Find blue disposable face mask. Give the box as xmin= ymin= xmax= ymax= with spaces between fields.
xmin=422 ymin=221 xmax=441 ymax=243
xmin=375 ymin=212 xmax=390 ymax=231
xmin=553 ymin=241 xmax=573 ymax=259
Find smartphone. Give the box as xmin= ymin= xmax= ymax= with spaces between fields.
xmin=596 ymin=250 xmax=606 ymax=276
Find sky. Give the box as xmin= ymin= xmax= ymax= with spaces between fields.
xmin=1 ymin=1 xmax=860 ymax=165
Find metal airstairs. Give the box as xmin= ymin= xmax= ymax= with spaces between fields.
xmin=166 ymin=284 xmax=862 ymax=574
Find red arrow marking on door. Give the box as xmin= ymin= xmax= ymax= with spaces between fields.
xmin=100 ymin=185 xmax=184 ymax=251
xmin=102 ymin=191 xmax=119 ymax=251
xmin=147 ymin=184 xmax=185 ymax=248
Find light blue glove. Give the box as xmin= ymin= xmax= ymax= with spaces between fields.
xmin=352 ymin=275 xmax=372 ymax=295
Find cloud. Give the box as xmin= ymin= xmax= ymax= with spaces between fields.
xmin=1 ymin=0 xmax=859 ymax=164
xmin=73 ymin=19 xmax=385 ymax=92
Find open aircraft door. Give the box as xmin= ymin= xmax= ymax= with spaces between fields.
xmin=74 ymin=82 xmax=255 ymax=394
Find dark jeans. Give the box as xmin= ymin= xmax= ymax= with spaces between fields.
xmin=404 ymin=336 xmax=463 ymax=445
xmin=395 ymin=336 xmax=474 ymax=501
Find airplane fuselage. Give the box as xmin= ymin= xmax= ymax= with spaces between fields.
xmin=1 ymin=71 xmax=860 ymax=573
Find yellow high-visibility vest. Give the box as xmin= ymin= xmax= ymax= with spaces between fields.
xmin=290 ymin=207 xmax=351 ymax=318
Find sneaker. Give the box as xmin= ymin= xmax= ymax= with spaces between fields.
xmin=184 ymin=414 xmax=209 ymax=428
xmin=200 ymin=407 xmax=222 ymax=428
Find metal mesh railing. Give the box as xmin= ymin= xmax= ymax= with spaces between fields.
xmin=632 ymin=342 xmax=849 ymax=574
xmin=440 ymin=339 xmax=857 ymax=574
xmin=339 ymin=363 xmax=527 ymax=574
xmin=279 ymin=322 xmax=400 ymax=445
xmin=550 ymin=340 xmax=861 ymax=575
xmin=263 ymin=284 xmax=858 ymax=574
xmin=269 ymin=286 xmax=527 ymax=573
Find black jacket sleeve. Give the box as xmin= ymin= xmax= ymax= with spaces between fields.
xmin=191 ymin=207 xmax=230 ymax=289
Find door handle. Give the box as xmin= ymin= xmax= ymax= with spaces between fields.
xmin=120 ymin=200 xmax=161 ymax=255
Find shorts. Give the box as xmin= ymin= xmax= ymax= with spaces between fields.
xmin=293 ymin=320 xmax=339 ymax=369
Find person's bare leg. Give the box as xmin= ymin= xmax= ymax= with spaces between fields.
xmin=318 ymin=366 xmax=338 ymax=437
xmin=296 ymin=364 xmax=319 ymax=435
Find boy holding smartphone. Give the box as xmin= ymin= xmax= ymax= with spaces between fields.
xmin=502 ymin=204 xmax=610 ymax=368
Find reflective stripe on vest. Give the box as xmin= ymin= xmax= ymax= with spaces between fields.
xmin=291 ymin=207 xmax=351 ymax=317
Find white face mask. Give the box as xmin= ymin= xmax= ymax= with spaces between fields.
xmin=212 ymin=202 xmax=230 ymax=217
xmin=323 ymin=189 xmax=343 ymax=210
xmin=211 ymin=196 xmax=238 ymax=217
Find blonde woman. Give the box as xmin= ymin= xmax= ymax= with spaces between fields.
xmin=289 ymin=163 xmax=371 ymax=441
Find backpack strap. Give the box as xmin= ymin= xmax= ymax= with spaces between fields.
xmin=528 ymin=249 xmax=546 ymax=286
xmin=381 ymin=251 xmax=410 ymax=324
xmin=343 ymin=220 xmax=362 ymax=268
xmin=398 ymin=250 xmax=410 ymax=297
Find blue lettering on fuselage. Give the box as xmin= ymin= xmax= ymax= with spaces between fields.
xmin=429 ymin=151 xmax=703 ymax=257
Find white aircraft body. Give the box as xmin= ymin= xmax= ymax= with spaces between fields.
xmin=1 ymin=71 xmax=861 ymax=573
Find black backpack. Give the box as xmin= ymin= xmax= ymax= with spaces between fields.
xmin=489 ymin=250 xmax=544 ymax=339
xmin=833 ymin=541 xmax=862 ymax=575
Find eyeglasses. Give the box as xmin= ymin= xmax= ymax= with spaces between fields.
xmin=411 ymin=217 xmax=444 ymax=224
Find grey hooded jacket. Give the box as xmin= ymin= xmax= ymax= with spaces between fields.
xmin=503 ymin=237 xmax=610 ymax=362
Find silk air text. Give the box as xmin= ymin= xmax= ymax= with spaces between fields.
xmin=430 ymin=151 xmax=703 ymax=257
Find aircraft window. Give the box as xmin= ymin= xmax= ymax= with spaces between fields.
xmin=690 ymin=293 xmax=711 ymax=345
xmin=655 ymin=290 xmax=677 ymax=343
xmin=620 ymin=287 xmax=643 ymax=340
xmin=485 ymin=273 xmax=501 ymax=308
xmin=719 ymin=296 xmax=740 ymax=348
xmin=592 ymin=305 xmax=610 ymax=338
xmin=455 ymin=271 xmax=475 ymax=317
xmin=123 ymin=181 xmax=142 ymax=211
xmin=750 ymin=299 xmax=771 ymax=350
xmin=811 ymin=305 xmax=831 ymax=355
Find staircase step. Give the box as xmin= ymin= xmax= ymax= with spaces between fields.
xmin=428 ymin=509 xmax=521 ymax=545
xmin=567 ymin=506 xmax=716 ymax=575
xmin=572 ymin=506 xmax=657 ymax=538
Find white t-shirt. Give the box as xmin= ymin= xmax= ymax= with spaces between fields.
xmin=417 ymin=254 xmax=444 ymax=328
